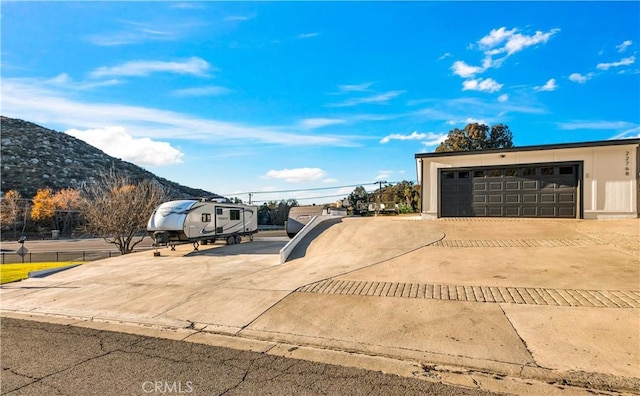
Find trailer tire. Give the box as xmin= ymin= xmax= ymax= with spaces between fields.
xmin=235 ymin=235 xmax=242 ymax=244
xmin=226 ymin=236 xmax=235 ymax=245
xmin=201 ymin=240 xmax=208 ymax=245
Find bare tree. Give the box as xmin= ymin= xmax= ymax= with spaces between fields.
xmin=81 ymin=174 xmax=166 ymax=254
xmin=1 ymin=190 xmax=24 ymax=238
xmin=53 ymin=188 xmax=83 ymax=235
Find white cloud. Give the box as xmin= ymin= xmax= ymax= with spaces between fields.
xmin=617 ymin=40 xmax=633 ymax=53
xmin=451 ymin=61 xmax=485 ymax=78
xmin=451 ymin=27 xmax=559 ymax=82
xmin=224 ymin=14 xmax=256 ymax=21
xmin=169 ymin=3 xmax=205 ymax=10
xmin=85 ymin=20 xmax=190 ymax=46
xmin=2 ymin=78 xmax=348 ymax=147
xmin=375 ymin=170 xmax=393 ymax=181
xmin=478 ymin=27 xmax=518 ymax=49
xmin=90 ymin=57 xmax=211 ymax=78
xmin=328 ymin=90 xmax=405 ymax=107
xmin=297 ymin=32 xmax=319 ymax=39
xmin=446 ymin=117 xmax=487 ymax=127
xmin=45 ymin=73 xmax=122 ymax=90
xmin=611 ymin=126 xmax=640 ymax=139
xmin=47 ymin=73 xmax=71 ymax=84
xmin=557 ymin=120 xmax=635 ymax=130
xmin=300 ymin=118 xmax=347 ymax=128
xmin=465 ymin=117 xmax=486 ymax=125
xmin=380 ymin=131 xmax=426 ymax=144
xmin=65 ymin=127 xmax=184 ymax=167
xmin=337 ymin=82 xmax=374 ymax=93
xmin=263 ymin=168 xmax=327 ymax=183
xmin=597 ymin=56 xmax=635 ymax=70
xmin=462 ymin=78 xmax=503 ymax=93
xmin=503 ymin=29 xmax=559 ymax=55
xmin=535 ymin=78 xmax=557 ymax=92
xmin=479 ymin=27 xmax=560 ymax=56
xmin=421 ymin=133 xmax=448 ymax=146
xmin=380 ymin=131 xmax=446 ymax=146
xmin=171 ymin=86 xmax=231 ymax=97
xmin=438 ymin=52 xmax=452 ymax=60
xmin=497 ymin=94 xmax=509 ymax=102
xmin=568 ymin=72 xmax=594 ymax=84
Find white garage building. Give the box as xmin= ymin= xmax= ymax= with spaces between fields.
xmin=415 ymin=139 xmax=640 ymax=219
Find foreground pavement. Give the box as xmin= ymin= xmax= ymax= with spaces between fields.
xmin=1 ymin=217 xmax=639 ymax=395
xmin=2 ymin=317 xmax=500 ymax=395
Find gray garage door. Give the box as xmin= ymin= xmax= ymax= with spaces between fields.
xmin=440 ymin=163 xmax=580 ymax=218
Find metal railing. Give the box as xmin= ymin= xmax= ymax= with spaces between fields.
xmin=0 ymin=250 xmax=147 ymax=264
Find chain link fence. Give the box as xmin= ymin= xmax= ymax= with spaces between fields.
xmin=0 ymin=250 xmax=149 ymax=264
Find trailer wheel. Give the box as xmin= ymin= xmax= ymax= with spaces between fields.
xmin=235 ymin=235 xmax=242 ymax=244
xmin=201 ymin=240 xmax=208 ymax=245
xmin=226 ymin=236 xmax=235 ymax=245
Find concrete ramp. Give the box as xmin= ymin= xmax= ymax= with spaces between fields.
xmin=283 ymin=216 xmax=445 ymax=269
xmin=283 ymin=217 xmax=343 ymax=262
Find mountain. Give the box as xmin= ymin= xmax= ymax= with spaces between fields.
xmin=0 ymin=116 xmax=220 ymax=200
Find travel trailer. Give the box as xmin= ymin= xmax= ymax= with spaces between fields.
xmin=147 ymin=199 xmax=258 ymax=248
xmin=285 ymin=205 xmax=347 ymax=238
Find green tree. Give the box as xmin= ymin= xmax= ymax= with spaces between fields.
xmin=436 ymin=123 xmax=513 ymax=152
xmin=488 ymin=123 xmax=514 ymax=149
xmin=385 ymin=181 xmax=420 ymax=213
xmin=258 ymin=199 xmax=298 ymax=226
xmin=348 ymin=186 xmax=370 ymax=215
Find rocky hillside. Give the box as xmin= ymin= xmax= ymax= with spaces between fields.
xmin=1 ymin=116 xmax=220 ymax=199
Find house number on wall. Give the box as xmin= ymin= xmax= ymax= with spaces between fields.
xmin=625 ymin=151 xmax=630 ymax=176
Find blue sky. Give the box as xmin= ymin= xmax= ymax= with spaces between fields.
xmin=2 ymin=1 xmax=639 ymax=204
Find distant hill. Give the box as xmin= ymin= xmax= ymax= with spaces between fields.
xmin=0 ymin=116 xmax=221 ymax=200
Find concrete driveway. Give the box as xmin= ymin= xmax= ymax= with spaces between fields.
xmin=1 ymin=217 xmax=638 ymax=394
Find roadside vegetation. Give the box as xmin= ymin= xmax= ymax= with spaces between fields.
xmin=0 ymin=262 xmax=83 ymax=284
xmin=1 ymin=172 xmax=166 ymax=255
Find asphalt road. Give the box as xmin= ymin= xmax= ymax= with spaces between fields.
xmin=1 ymin=318 xmax=501 ymax=396
xmin=0 ymin=230 xmax=289 ymax=252
xmin=0 ymin=237 xmax=154 ymax=253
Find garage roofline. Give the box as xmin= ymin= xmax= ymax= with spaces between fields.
xmin=414 ymin=138 xmax=640 ymax=159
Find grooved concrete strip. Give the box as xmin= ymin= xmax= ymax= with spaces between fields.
xmin=428 ymin=239 xmax=606 ymax=248
xmin=297 ymin=280 xmax=640 ymax=308
xmin=433 ymin=218 xmax=639 ymax=253
xmin=570 ymin=231 xmax=639 ymax=254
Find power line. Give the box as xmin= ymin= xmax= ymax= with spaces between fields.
xmin=221 ymin=182 xmax=379 ymax=197
xmin=251 ymin=192 xmax=350 ymax=204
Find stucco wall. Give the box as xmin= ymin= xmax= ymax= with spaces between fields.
xmin=417 ymin=143 xmax=639 ymax=219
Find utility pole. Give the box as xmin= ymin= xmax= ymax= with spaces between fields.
xmin=248 ymin=192 xmax=253 ymax=205
xmin=376 ymin=180 xmax=386 ymax=217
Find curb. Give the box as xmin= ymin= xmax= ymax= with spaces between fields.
xmin=28 ymin=264 xmax=81 ymax=279
xmin=1 ymin=310 xmax=638 ymax=395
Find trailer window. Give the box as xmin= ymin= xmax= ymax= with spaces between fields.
xmin=230 ymin=210 xmax=240 ymax=221
xmin=216 ymin=208 xmax=223 ymax=215
xmin=202 ymin=213 xmax=211 ymax=222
